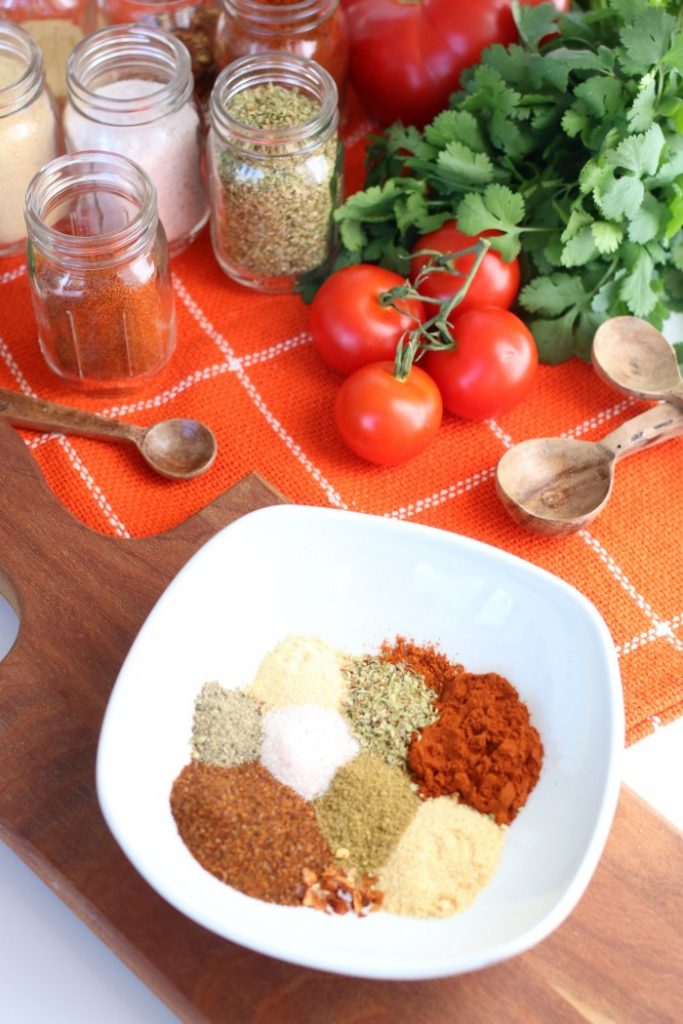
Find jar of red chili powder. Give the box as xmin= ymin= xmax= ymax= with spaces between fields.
xmin=24 ymin=150 xmax=176 ymax=393
xmin=214 ymin=0 xmax=349 ymax=106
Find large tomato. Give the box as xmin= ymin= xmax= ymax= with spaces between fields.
xmin=422 ymin=308 xmax=538 ymax=421
xmin=335 ymin=361 xmax=442 ymax=465
xmin=343 ymin=0 xmax=571 ymax=127
xmin=411 ymin=222 xmax=520 ymax=313
xmin=310 ymin=264 xmax=424 ymax=375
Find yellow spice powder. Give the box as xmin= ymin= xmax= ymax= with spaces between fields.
xmin=379 ymin=797 xmax=506 ymax=918
xmin=246 ymin=635 xmax=348 ymax=710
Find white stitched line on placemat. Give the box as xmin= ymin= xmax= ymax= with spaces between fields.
xmin=57 ymin=437 xmax=131 ymax=538
xmin=0 ymin=335 xmax=34 ymax=393
xmin=241 ymin=332 xmax=312 ymax=367
xmin=103 ymin=363 xmax=232 ymax=418
xmin=386 ymin=466 xmax=498 ymax=520
xmin=563 ymin=397 xmax=637 ymax=438
xmin=616 ymin=614 xmax=683 ymax=657
xmin=0 ymin=265 xmax=26 ymax=286
xmin=173 ymin=274 xmax=348 ymax=511
xmin=579 ymin=529 xmax=682 ymax=650
xmin=486 ymin=418 xmax=513 ymax=448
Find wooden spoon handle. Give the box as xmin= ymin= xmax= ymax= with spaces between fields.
xmin=0 ymin=388 xmax=139 ymax=445
xmin=601 ymin=402 xmax=683 ymax=462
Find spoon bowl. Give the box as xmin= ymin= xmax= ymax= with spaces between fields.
xmin=592 ymin=316 xmax=683 ymax=408
xmin=496 ymin=436 xmax=614 ymax=537
xmin=496 ymin=403 xmax=683 ymax=536
xmin=139 ymin=419 xmax=217 ymax=479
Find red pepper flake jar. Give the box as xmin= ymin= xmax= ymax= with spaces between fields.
xmin=24 ymin=150 xmax=176 ymax=393
xmin=215 ymin=0 xmax=349 ymax=108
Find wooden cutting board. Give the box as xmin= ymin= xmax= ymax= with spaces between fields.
xmin=0 ymin=419 xmax=681 ymax=1024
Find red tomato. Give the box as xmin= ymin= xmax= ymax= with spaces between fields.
xmin=422 ymin=308 xmax=538 ymax=421
xmin=411 ymin=222 xmax=520 ymax=313
xmin=344 ymin=0 xmax=570 ymax=128
xmin=335 ymin=361 xmax=442 ymax=465
xmin=310 ymin=265 xmax=424 ymax=375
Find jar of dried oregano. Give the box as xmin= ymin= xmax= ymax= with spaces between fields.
xmin=24 ymin=150 xmax=176 ymax=392
xmin=207 ymin=51 xmax=342 ymax=294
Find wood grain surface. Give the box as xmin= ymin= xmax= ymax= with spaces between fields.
xmin=0 ymin=419 xmax=681 ymax=1024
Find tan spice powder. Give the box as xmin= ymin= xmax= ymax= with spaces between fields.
xmin=315 ymin=752 xmax=419 ymax=876
xmin=246 ymin=635 xmax=348 ymax=710
xmin=379 ymin=797 xmax=506 ymax=918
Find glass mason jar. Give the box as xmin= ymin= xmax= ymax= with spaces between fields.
xmin=0 ymin=1 xmax=95 ymax=103
xmin=97 ymin=1 xmax=219 ymax=103
xmin=215 ymin=0 xmax=348 ymax=107
xmin=64 ymin=23 xmax=209 ymax=257
xmin=0 ymin=20 xmax=60 ymax=258
xmin=208 ymin=52 xmax=343 ymax=294
xmin=24 ymin=151 xmax=176 ymax=393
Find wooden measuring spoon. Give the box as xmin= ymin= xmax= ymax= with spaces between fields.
xmin=0 ymin=388 xmax=217 ymax=480
xmin=496 ymin=402 xmax=683 ymax=536
xmin=592 ymin=316 xmax=683 ymax=410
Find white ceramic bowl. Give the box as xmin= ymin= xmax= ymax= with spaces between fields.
xmin=96 ymin=505 xmax=623 ymax=980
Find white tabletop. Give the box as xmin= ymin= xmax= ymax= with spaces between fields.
xmin=1 ymin=595 xmax=681 ymax=1023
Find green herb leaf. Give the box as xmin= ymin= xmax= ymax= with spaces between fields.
xmin=437 ymin=141 xmax=495 ymax=185
xmin=529 ymin=311 xmax=578 ymax=365
xmin=519 ymin=273 xmax=588 ymax=316
xmin=618 ymin=8 xmax=677 ymax=75
xmin=619 ymin=248 xmax=659 ymax=316
xmin=562 ymin=226 xmax=599 ymax=268
xmin=592 ymin=221 xmax=625 ymax=255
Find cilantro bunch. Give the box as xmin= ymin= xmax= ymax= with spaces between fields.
xmin=332 ymin=0 xmax=683 ymax=364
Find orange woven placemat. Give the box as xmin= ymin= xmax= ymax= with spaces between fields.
xmin=1 ymin=95 xmax=681 ymax=746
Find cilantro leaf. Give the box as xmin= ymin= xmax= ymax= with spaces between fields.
xmin=529 ymin=311 xmax=578 ymax=365
xmin=618 ymin=8 xmax=676 ymax=76
xmin=519 ymin=273 xmax=588 ymax=316
xmin=513 ymin=0 xmax=561 ymax=48
xmin=619 ymin=249 xmax=659 ymax=316
xmin=456 ymin=186 xmax=525 ymax=260
xmin=627 ymin=72 xmax=656 ymax=132
xmin=562 ymin=226 xmax=599 ymax=268
xmin=424 ymin=110 xmax=486 ymax=152
xmin=437 ymin=141 xmax=495 ymax=186
xmin=596 ymin=174 xmax=645 ymax=220
xmin=592 ymin=221 xmax=625 ymax=254
xmin=627 ymin=194 xmax=664 ymax=243
xmin=606 ymin=123 xmax=665 ymax=177
xmin=663 ymin=33 xmax=683 ymax=74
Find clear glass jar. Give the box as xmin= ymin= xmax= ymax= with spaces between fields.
xmin=0 ymin=20 xmax=60 ymax=258
xmin=0 ymin=2 xmax=96 ymax=103
xmin=208 ymin=52 xmax=342 ymax=294
xmin=64 ymin=23 xmax=209 ymax=257
xmin=215 ymin=0 xmax=348 ymax=106
xmin=24 ymin=150 xmax=176 ymax=393
xmin=98 ymin=0 xmax=220 ymax=103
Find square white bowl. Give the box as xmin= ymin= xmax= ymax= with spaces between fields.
xmin=96 ymin=504 xmax=623 ymax=980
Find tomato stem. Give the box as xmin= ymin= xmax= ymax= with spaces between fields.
xmin=388 ymin=238 xmax=491 ymax=381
